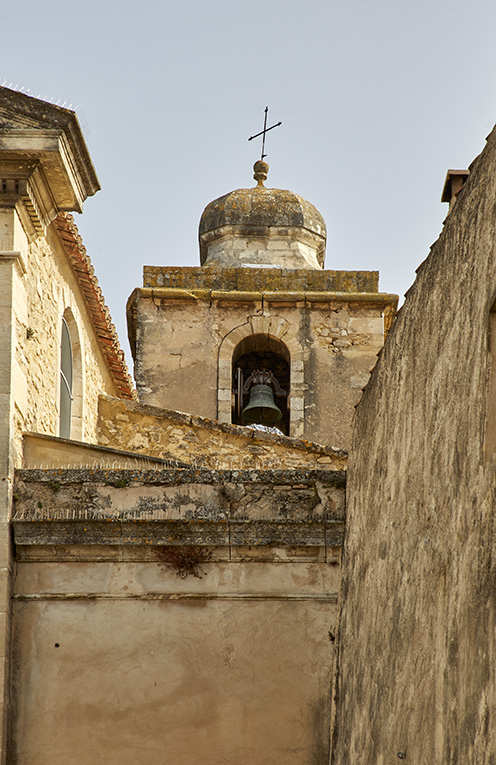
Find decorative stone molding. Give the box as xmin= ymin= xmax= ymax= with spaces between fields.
xmin=0 ymin=87 xmax=100 ymax=227
xmin=0 ymin=251 xmax=26 ymax=275
xmin=217 ymin=315 xmax=306 ymax=437
xmin=13 ymin=467 xmax=346 ymax=554
xmin=0 ymin=160 xmax=58 ymax=238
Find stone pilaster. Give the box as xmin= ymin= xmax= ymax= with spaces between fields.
xmin=0 ymin=250 xmax=27 ymax=764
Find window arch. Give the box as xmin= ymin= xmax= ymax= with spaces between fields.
xmin=59 ymin=309 xmax=82 ymax=440
xmin=59 ymin=316 xmax=73 ymax=438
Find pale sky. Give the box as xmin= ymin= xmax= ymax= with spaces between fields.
xmin=2 ymin=0 xmax=496 ymax=371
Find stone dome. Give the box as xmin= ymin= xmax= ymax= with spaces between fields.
xmin=199 ymin=161 xmax=327 ymax=269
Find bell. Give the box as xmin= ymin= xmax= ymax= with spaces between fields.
xmin=242 ymin=383 xmax=282 ymax=425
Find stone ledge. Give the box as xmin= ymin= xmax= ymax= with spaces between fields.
xmin=15 ymin=466 xmax=346 ymax=486
xmin=14 ymin=543 xmax=340 ymax=563
xmin=13 ymin=592 xmax=339 ymax=602
xmin=12 ymin=519 xmax=345 ymax=549
xmin=136 ymin=287 xmax=397 ymax=306
xmin=13 ymin=468 xmax=346 ymax=550
xmin=142 ymin=266 xmax=379 ymax=293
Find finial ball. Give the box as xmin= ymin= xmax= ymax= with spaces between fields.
xmin=253 ymin=160 xmax=269 ymax=186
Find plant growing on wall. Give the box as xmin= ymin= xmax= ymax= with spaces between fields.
xmin=152 ymin=545 xmax=211 ymax=579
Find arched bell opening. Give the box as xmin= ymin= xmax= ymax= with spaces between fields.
xmin=231 ymin=334 xmax=290 ymax=434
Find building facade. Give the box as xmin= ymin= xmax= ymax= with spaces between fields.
xmin=0 ymin=86 xmax=400 ymax=764
xmin=8 ymin=81 xmax=493 ymax=764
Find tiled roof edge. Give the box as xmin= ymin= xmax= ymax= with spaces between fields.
xmin=55 ymin=213 xmax=137 ymax=400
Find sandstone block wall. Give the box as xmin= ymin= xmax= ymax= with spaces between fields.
xmin=331 ymin=128 xmax=496 ymax=763
xmin=97 ymin=394 xmax=347 ymax=471
xmin=128 ymin=268 xmax=396 ymax=450
xmin=9 ymin=214 xmax=119 ymax=465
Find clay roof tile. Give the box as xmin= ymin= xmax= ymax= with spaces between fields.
xmin=55 ymin=213 xmax=136 ymax=401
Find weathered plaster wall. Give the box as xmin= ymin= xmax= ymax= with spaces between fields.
xmin=11 ymin=219 xmax=118 ymax=460
xmin=97 ymin=395 xmax=347 ymax=470
xmin=303 ymin=301 xmax=385 ymax=447
xmin=11 ymin=597 xmax=334 ymax=765
xmin=10 ymin=468 xmax=344 ymax=764
xmin=331 ymin=129 xmax=496 ymax=763
xmin=134 ymin=295 xmax=218 ymax=416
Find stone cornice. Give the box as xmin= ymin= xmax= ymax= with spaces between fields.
xmin=136 ymin=287 xmax=398 ymax=304
xmin=127 ymin=286 xmax=398 ymax=352
xmin=0 ymin=87 xmax=100 ymax=219
xmin=13 ymin=468 xmax=346 ymax=552
xmin=13 ymin=519 xmax=346 ymax=551
xmin=0 ymin=130 xmax=98 ymax=218
xmin=143 ymin=265 xmax=380 ymax=293
xmin=0 ymin=251 xmax=27 ymax=275
xmin=0 ymin=159 xmax=60 ymax=238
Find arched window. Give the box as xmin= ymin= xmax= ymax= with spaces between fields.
xmin=58 ymin=308 xmax=83 ymax=440
xmin=232 ymin=334 xmax=290 ymax=434
xmin=59 ymin=316 xmax=73 ymax=438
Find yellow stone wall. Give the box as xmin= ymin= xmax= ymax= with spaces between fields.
xmin=8 ymin=212 xmax=120 ymax=466
xmin=11 ymin=466 xmax=345 ymax=764
xmin=131 ymin=289 xmax=391 ymax=449
xmin=97 ymin=394 xmax=347 ymax=470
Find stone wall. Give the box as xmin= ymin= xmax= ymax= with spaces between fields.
xmin=142 ymin=266 xmax=380 ymax=292
xmin=0 ymin=214 xmax=123 ymax=765
xmin=22 ymin=432 xmax=178 ymax=470
xmin=128 ymin=267 xmax=396 ymax=449
xmin=331 ymin=128 xmax=496 ymax=763
xmin=10 ymin=216 xmax=119 ymax=465
xmin=0 ymin=89 xmax=133 ymax=765
xmin=11 ymin=467 xmax=345 ymax=764
xmin=97 ymin=394 xmax=347 ymax=470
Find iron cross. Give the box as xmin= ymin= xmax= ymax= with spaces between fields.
xmin=248 ymin=107 xmax=282 ymax=160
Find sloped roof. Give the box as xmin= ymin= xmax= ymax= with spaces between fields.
xmin=55 ymin=213 xmax=136 ymax=400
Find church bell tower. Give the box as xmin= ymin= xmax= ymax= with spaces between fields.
xmin=127 ymin=159 xmax=396 ymax=449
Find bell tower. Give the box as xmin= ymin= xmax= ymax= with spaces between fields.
xmin=127 ymin=161 xmax=397 ymax=448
